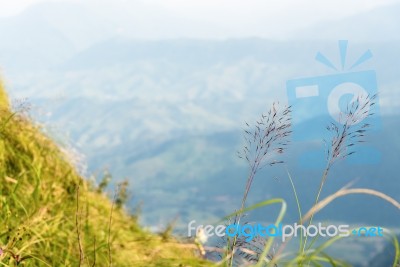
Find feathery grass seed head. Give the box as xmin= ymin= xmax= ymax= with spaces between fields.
xmin=238 ymin=103 xmax=292 ymax=172
xmin=325 ymin=93 xmax=377 ymax=166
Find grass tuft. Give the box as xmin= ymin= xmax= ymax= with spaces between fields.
xmin=0 ymin=82 xmax=211 ymax=266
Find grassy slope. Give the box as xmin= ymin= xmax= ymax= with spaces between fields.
xmin=0 ymin=83 xmax=210 ymax=266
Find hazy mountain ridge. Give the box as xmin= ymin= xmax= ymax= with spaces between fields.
xmin=4 ymin=37 xmax=397 ymax=228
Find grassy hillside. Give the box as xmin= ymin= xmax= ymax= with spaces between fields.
xmin=0 ymin=82 xmax=210 ymax=266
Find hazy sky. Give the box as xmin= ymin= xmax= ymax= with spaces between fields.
xmin=1 ymin=0 xmax=399 ymax=20
xmin=0 ymin=0 xmax=399 ymax=16
xmin=0 ymin=0 xmax=400 ymax=39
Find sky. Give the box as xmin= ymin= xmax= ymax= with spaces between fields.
xmin=0 ymin=0 xmax=400 ymax=39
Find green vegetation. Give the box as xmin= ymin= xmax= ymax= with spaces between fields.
xmin=0 ymin=82 xmax=210 ymax=266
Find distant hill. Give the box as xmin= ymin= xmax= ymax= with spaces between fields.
xmin=0 ymin=2 xmax=114 ymax=70
xmin=368 ymin=235 xmax=400 ymax=267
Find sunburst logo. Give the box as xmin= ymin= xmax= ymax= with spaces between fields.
xmin=315 ymin=40 xmax=373 ymax=71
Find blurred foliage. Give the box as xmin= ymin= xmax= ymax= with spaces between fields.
xmin=0 ymin=82 xmax=210 ymax=266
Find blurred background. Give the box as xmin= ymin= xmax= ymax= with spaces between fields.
xmin=0 ymin=0 xmax=399 ymax=265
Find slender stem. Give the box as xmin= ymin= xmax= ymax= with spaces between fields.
xmin=92 ymin=236 xmax=96 ymax=267
xmin=228 ymin=167 xmax=256 ymax=266
xmin=300 ymin=165 xmax=329 ymax=264
xmin=76 ymin=186 xmax=84 ymax=266
xmin=108 ymin=188 xmax=117 ymax=267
